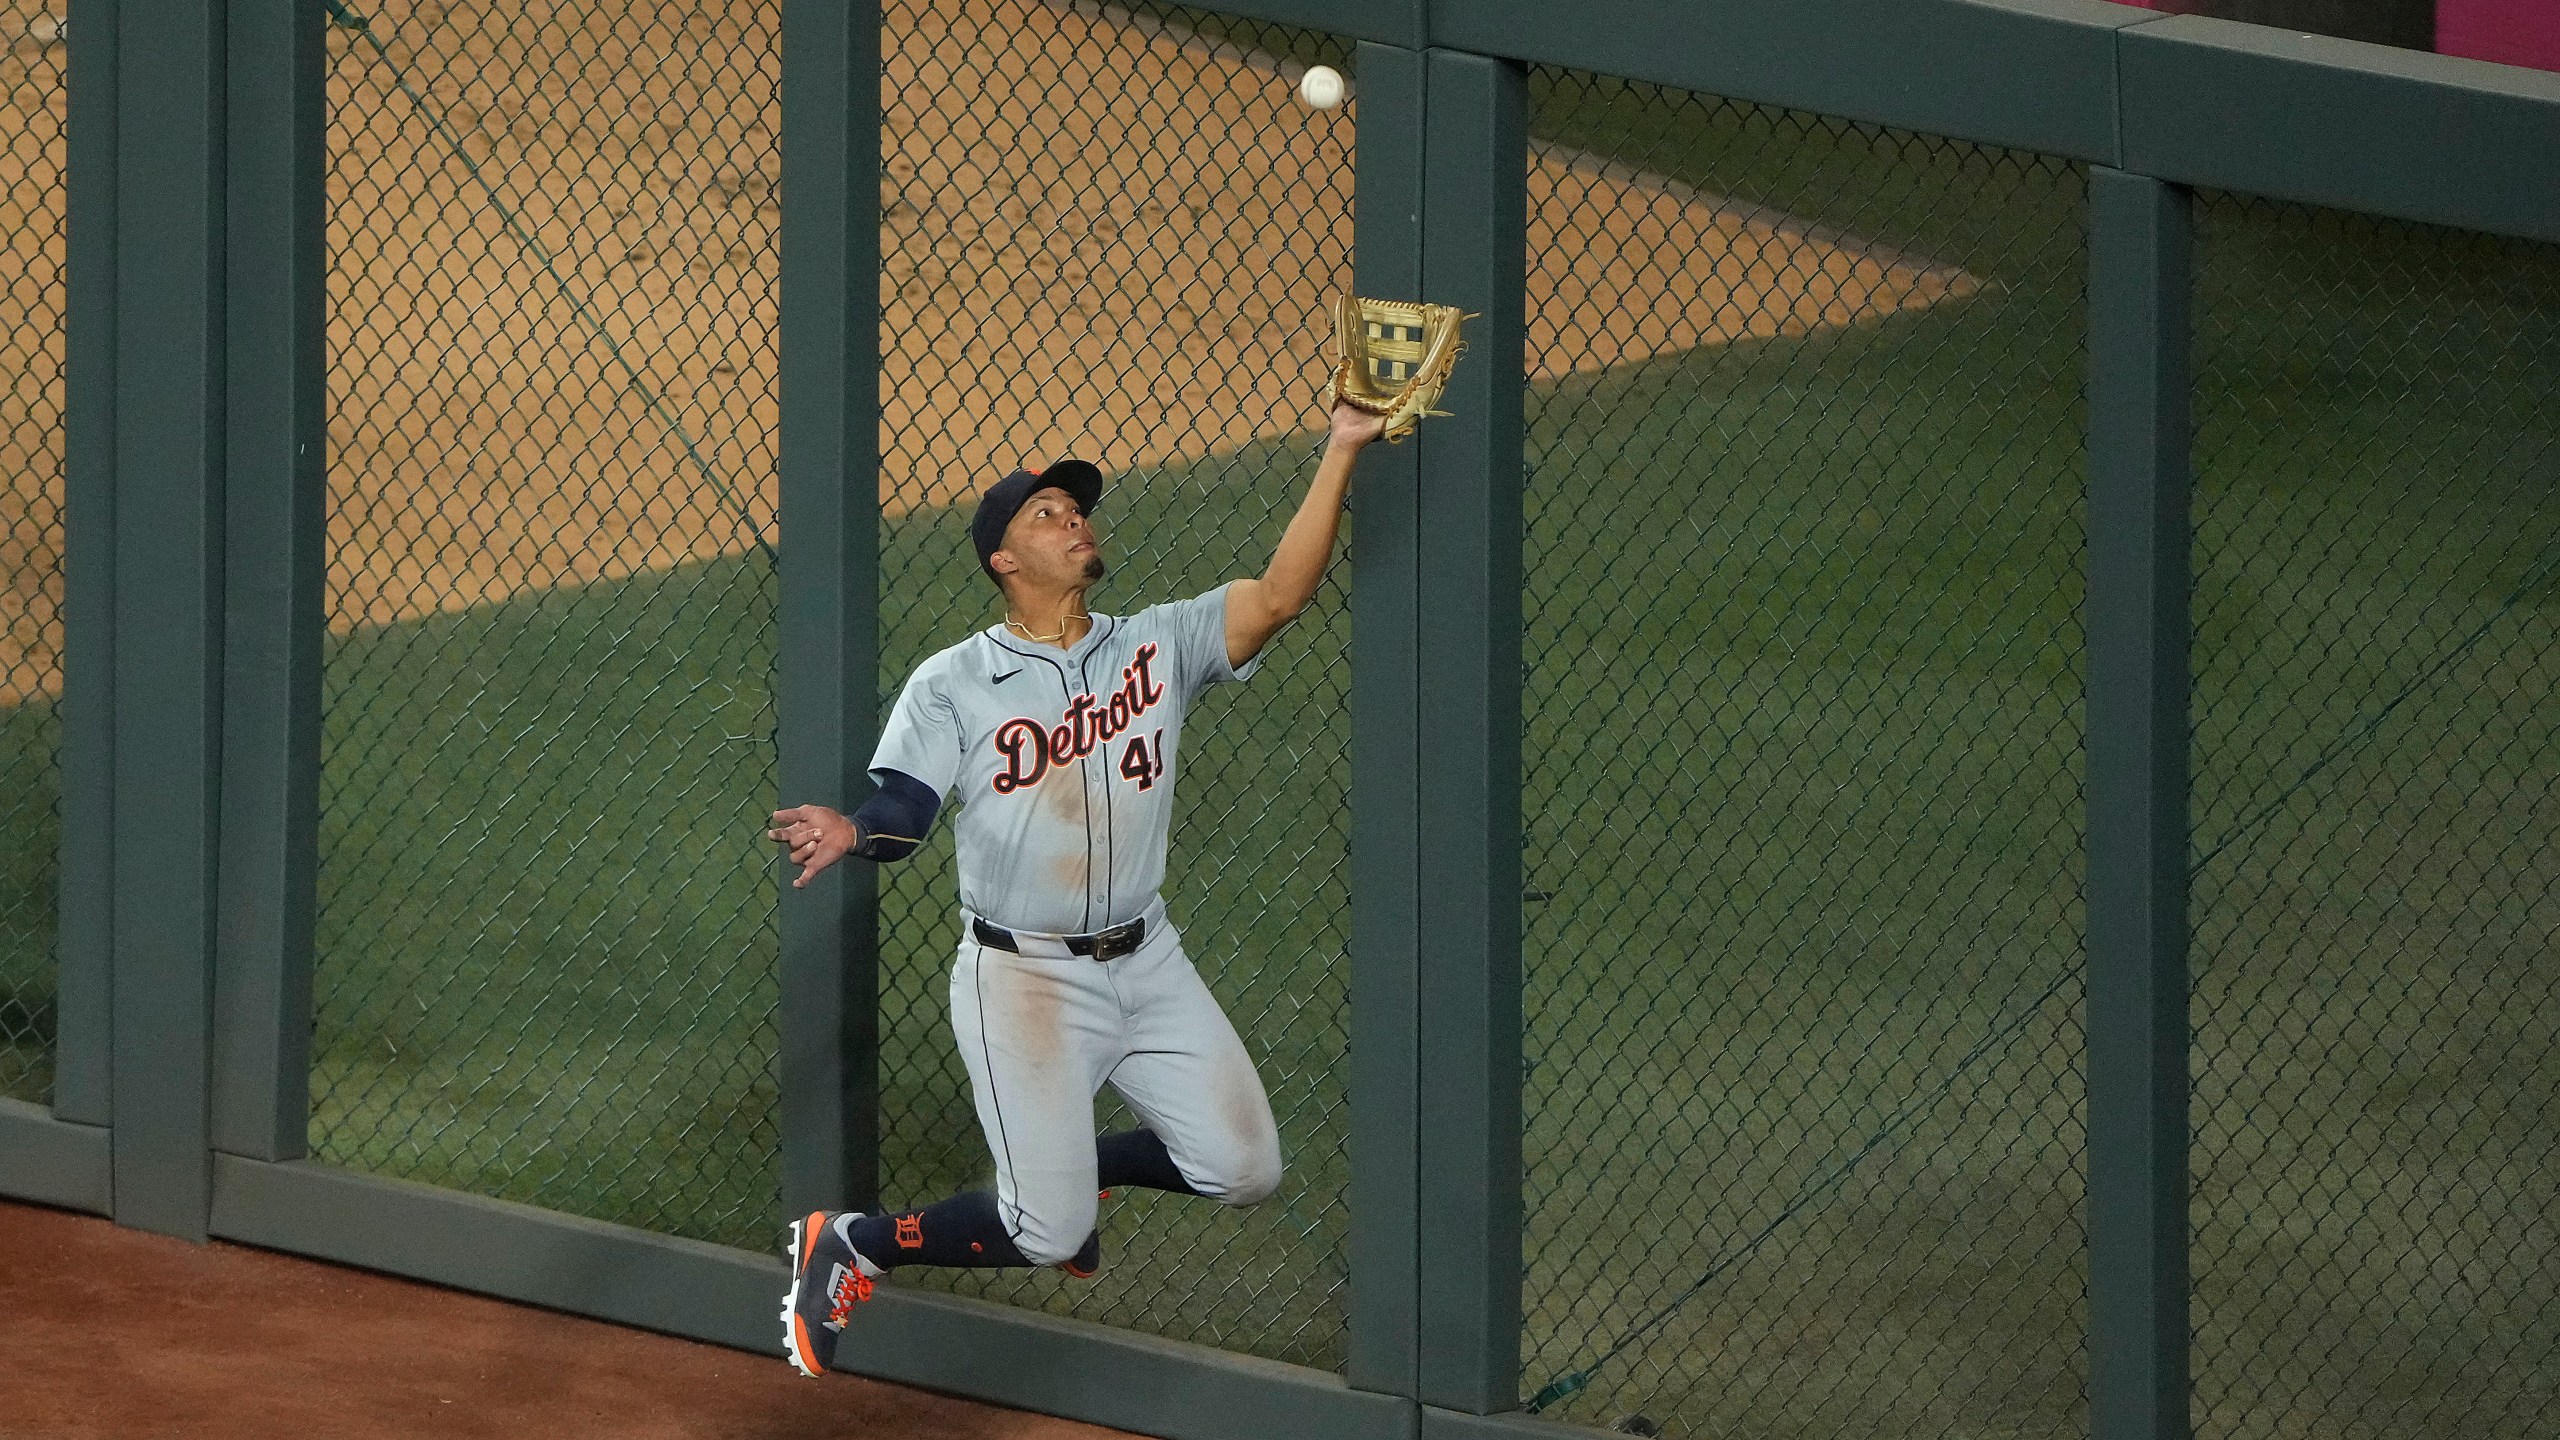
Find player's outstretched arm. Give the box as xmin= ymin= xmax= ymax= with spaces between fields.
xmin=768 ymin=771 xmax=941 ymax=888
xmin=1225 ymin=402 xmax=1382 ymax=668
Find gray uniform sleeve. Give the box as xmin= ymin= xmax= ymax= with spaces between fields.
xmin=1159 ymin=582 xmax=1261 ymax=694
xmin=869 ymin=662 xmax=966 ymax=799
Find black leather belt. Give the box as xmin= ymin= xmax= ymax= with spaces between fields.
xmin=972 ymin=914 xmax=1147 ymax=962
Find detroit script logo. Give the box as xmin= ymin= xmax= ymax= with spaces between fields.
xmin=991 ymin=642 xmax=1170 ymax=794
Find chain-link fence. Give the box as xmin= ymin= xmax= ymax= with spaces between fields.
xmin=1516 ymin=72 xmax=2090 ymax=1437
xmin=873 ymin=0 xmax=1356 ymax=1371
xmin=0 ymin=2 xmax=67 ymax=1108
xmin=2189 ymin=196 xmax=2560 ymax=1440
xmin=308 ymin=0 xmax=784 ymax=1246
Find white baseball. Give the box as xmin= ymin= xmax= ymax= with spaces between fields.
xmin=1298 ymin=65 xmax=1345 ymax=111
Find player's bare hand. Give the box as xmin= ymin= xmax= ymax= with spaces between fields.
xmin=1327 ymin=400 xmax=1385 ymax=452
xmin=768 ymin=804 xmax=858 ymax=888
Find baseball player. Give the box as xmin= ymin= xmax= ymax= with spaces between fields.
xmin=771 ymin=400 xmax=1384 ymax=1377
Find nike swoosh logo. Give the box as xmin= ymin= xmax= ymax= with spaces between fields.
xmin=993 ymin=669 xmax=1022 ymax=684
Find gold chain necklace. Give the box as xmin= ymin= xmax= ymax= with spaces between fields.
xmin=1005 ymin=610 xmax=1088 ymax=645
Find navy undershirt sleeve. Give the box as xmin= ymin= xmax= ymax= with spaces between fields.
xmin=850 ymin=769 xmax=941 ymax=863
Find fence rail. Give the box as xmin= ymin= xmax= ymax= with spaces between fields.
xmin=2 ymin=4 xmax=2554 ymax=1440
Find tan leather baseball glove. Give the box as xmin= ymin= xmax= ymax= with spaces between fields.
xmin=1320 ymin=295 xmax=1473 ymax=443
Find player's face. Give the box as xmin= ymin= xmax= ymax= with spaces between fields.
xmin=999 ymin=487 xmax=1106 ymax=587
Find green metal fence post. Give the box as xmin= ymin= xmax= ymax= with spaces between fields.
xmin=53 ymin=0 xmax=121 ymax=1130
xmin=1415 ymin=46 xmax=1528 ymax=1418
xmin=108 ymin=0 xmax=229 ymax=1241
xmin=776 ymin=0 xmax=883 ymax=1219
xmin=210 ymin=0 xmax=325 ymax=1164
xmin=1348 ymin=37 xmax=1427 ymax=1403
xmin=2085 ymin=165 xmax=2193 ymax=1440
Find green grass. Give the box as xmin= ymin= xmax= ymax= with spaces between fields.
xmin=1508 ymin=122 xmax=2096 ymax=1426
xmin=307 ymin=553 xmax=785 ymax=1244
xmin=0 ymin=695 xmax=57 ymax=1104
xmin=2180 ymin=197 xmax=2560 ymax=1440
xmin=1499 ymin=100 xmax=2560 ymax=1440
xmin=3 ymin=31 xmax=2555 ymax=1440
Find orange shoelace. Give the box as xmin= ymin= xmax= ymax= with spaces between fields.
xmin=828 ymin=1266 xmax=874 ymax=1325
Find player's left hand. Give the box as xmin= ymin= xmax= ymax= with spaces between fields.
xmin=768 ymin=804 xmax=858 ymax=888
xmin=1328 ymin=400 xmax=1385 ymax=452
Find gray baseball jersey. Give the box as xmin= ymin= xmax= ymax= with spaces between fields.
xmin=870 ymin=583 xmax=1259 ymax=936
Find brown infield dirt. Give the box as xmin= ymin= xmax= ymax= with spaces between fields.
xmin=0 ymin=1199 xmax=1136 ymax=1440
xmin=0 ymin=0 xmax=1971 ymax=706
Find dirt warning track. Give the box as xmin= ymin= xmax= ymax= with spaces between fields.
xmin=0 ymin=0 xmax=1973 ymax=704
xmin=0 ymin=1199 xmax=1135 ymax=1440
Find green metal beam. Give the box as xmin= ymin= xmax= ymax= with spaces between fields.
xmin=1422 ymin=1404 xmax=1604 ymax=1439
xmin=1414 ymin=47 xmax=1527 ymax=1417
xmin=53 ymin=0 xmax=120 ymax=1133
xmin=776 ymin=0 xmax=884 ymax=1220
xmin=1349 ymin=38 xmax=1430 ymax=1404
xmin=1410 ymin=0 xmax=2560 ymax=249
xmin=107 ymin=0 xmax=228 ymax=1243
xmin=2122 ymin=16 xmax=2560 ymax=245
xmin=1426 ymin=0 xmax=2141 ymax=162
xmin=209 ymin=1155 xmax=1418 ymax=1440
xmin=849 ymin=1289 xmax=1420 ymax=1440
xmin=1187 ymin=0 xmax=1425 ymax=49
xmin=0 ymin=1101 xmax=112 ymax=1214
xmin=210 ymin=0 xmax=326 ymax=1165
xmin=2084 ymin=166 xmax=2193 ymax=1440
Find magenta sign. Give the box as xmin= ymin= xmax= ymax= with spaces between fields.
xmin=2102 ymin=1 xmax=2560 ymax=74
xmin=2436 ymin=1 xmax=2560 ymax=71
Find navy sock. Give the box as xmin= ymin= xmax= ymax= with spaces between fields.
xmin=846 ymin=1129 xmax=1187 ymax=1273
xmin=1096 ymin=1128 xmax=1204 ymax=1197
xmin=847 ymin=1191 xmax=1098 ymax=1272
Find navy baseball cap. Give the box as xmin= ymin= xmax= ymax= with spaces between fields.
xmin=972 ymin=459 xmax=1104 ymax=580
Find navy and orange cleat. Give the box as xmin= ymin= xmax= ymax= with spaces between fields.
xmin=1055 ymin=1227 xmax=1101 ymax=1280
xmin=782 ymin=1210 xmax=877 ymax=1377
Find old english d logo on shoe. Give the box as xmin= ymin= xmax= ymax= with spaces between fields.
xmin=896 ymin=1214 xmax=924 ymax=1249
